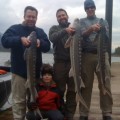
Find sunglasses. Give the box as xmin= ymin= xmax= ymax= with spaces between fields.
xmin=85 ymin=6 xmax=95 ymax=10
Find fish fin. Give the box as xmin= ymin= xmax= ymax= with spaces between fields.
xmin=102 ymin=85 xmax=112 ymax=98
xmin=104 ymin=76 xmax=112 ymax=98
xmin=76 ymin=93 xmax=79 ymax=103
xmin=106 ymin=90 xmax=112 ymax=98
xmin=23 ymin=49 xmax=28 ymax=60
xmin=35 ymin=108 xmax=44 ymax=119
xmin=25 ymin=79 xmax=29 ymax=89
xmin=69 ymin=68 xmax=73 ymax=77
xmin=96 ymin=62 xmax=100 ymax=72
xmin=105 ymin=76 xmax=110 ymax=81
xmin=64 ymin=36 xmax=72 ymax=48
xmin=102 ymin=86 xmax=107 ymax=95
xmin=80 ymin=78 xmax=85 ymax=88
xmin=77 ymin=91 xmax=88 ymax=110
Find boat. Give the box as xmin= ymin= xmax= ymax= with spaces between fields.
xmin=0 ymin=66 xmax=11 ymax=108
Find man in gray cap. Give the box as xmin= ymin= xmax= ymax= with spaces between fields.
xmin=79 ymin=0 xmax=113 ymax=120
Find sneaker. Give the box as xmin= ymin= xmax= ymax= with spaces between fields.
xmin=79 ymin=116 xmax=88 ymax=120
xmin=103 ymin=116 xmax=112 ymax=120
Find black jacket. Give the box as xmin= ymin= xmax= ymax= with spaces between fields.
xmin=1 ymin=24 xmax=50 ymax=78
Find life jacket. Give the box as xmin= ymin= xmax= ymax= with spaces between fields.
xmin=0 ymin=69 xmax=7 ymax=75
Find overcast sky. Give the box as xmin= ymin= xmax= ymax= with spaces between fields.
xmin=0 ymin=0 xmax=119 ymax=51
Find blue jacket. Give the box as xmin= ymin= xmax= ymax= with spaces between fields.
xmin=1 ymin=24 xmax=50 ymax=78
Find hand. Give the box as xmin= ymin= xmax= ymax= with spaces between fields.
xmin=91 ymin=23 xmax=101 ymax=32
xmin=37 ymin=39 xmax=40 ymax=48
xmin=21 ymin=37 xmax=40 ymax=48
xmin=27 ymin=102 xmax=38 ymax=110
xmin=21 ymin=37 xmax=31 ymax=47
xmin=66 ymin=27 xmax=75 ymax=35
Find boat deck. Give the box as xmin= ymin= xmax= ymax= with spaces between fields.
xmin=0 ymin=107 xmax=13 ymax=120
xmin=0 ymin=63 xmax=120 ymax=120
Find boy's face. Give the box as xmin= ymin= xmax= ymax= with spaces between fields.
xmin=42 ymin=73 xmax=53 ymax=83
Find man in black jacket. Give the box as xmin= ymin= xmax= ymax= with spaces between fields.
xmin=1 ymin=6 xmax=50 ymax=120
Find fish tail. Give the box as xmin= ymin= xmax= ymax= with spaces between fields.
xmin=102 ymin=86 xmax=112 ymax=98
xmin=69 ymin=67 xmax=73 ymax=77
xmin=64 ymin=36 xmax=73 ymax=48
xmin=35 ymin=108 xmax=44 ymax=119
xmin=77 ymin=92 xmax=88 ymax=110
xmin=25 ymin=79 xmax=29 ymax=89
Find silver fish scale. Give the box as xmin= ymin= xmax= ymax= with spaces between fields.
xmin=25 ymin=31 xmax=44 ymax=119
xmin=26 ymin=31 xmax=37 ymax=101
xmin=97 ymin=19 xmax=112 ymax=97
xmin=70 ymin=19 xmax=88 ymax=109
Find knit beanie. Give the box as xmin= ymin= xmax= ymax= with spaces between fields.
xmin=84 ymin=0 xmax=96 ymax=10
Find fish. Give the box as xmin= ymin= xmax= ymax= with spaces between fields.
xmin=65 ymin=19 xmax=88 ymax=109
xmin=96 ymin=18 xmax=112 ymax=97
xmin=24 ymin=31 xmax=46 ymax=119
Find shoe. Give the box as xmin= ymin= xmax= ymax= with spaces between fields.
xmin=103 ymin=116 xmax=112 ymax=120
xmin=79 ymin=116 xmax=88 ymax=120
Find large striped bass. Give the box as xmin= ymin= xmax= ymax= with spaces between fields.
xmin=65 ymin=19 xmax=88 ymax=109
xmin=24 ymin=31 xmax=45 ymax=119
xmin=96 ymin=19 xmax=112 ymax=97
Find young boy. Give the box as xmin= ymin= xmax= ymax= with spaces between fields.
xmin=26 ymin=63 xmax=64 ymax=120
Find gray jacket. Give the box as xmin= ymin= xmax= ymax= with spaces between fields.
xmin=49 ymin=23 xmax=70 ymax=61
xmin=80 ymin=16 xmax=109 ymax=52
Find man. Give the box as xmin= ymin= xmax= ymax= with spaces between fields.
xmin=49 ymin=9 xmax=76 ymax=120
xmin=79 ymin=0 xmax=113 ymax=120
xmin=1 ymin=6 xmax=50 ymax=120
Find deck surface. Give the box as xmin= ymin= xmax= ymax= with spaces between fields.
xmin=0 ymin=62 xmax=120 ymax=120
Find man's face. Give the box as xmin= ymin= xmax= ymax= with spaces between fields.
xmin=24 ymin=9 xmax=37 ymax=27
xmin=56 ymin=11 xmax=68 ymax=26
xmin=85 ymin=6 xmax=95 ymax=17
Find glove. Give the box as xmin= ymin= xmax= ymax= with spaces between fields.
xmin=27 ymin=102 xmax=38 ymax=110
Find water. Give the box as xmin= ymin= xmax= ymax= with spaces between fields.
xmin=0 ymin=52 xmax=120 ymax=65
xmin=111 ymin=56 xmax=120 ymax=63
xmin=0 ymin=52 xmax=54 ymax=65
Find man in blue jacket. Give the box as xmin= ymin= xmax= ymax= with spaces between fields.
xmin=1 ymin=6 xmax=50 ymax=120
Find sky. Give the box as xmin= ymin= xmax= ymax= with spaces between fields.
xmin=0 ymin=0 xmax=119 ymax=52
